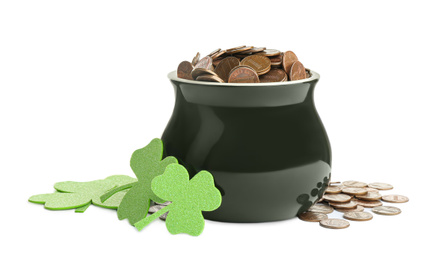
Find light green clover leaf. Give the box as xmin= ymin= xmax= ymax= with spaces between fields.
xmin=134 ymin=164 xmax=222 ymax=236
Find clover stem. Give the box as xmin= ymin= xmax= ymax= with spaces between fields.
xmin=134 ymin=204 xmax=171 ymax=231
xmin=100 ymin=182 xmax=136 ymax=203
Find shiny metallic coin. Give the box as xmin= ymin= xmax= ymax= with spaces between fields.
xmin=269 ymin=54 xmax=282 ymax=66
xmin=329 ymin=181 xmax=342 ymax=186
xmin=341 ymin=187 xmax=368 ymax=196
xmin=240 ymin=55 xmax=271 ymax=75
xmin=227 ymin=66 xmax=260 ymax=83
xmin=364 ymin=187 xmax=379 ymax=193
xmin=323 ymin=193 xmax=352 ymax=203
xmin=351 ymin=198 xmax=383 ymax=208
xmin=225 ymin=45 xmax=246 ymax=52
xmin=325 ymin=186 xmax=342 ymax=194
xmin=282 ymin=51 xmax=298 ymax=74
xmin=343 ymin=211 xmax=373 ymax=221
xmin=211 ymin=49 xmax=226 ymax=60
xmin=355 ymin=192 xmax=382 ymax=201
xmin=329 ymin=201 xmax=358 ymax=209
xmin=208 ymin=48 xmax=221 ymax=57
xmin=257 ymin=49 xmax=281 ymax=56
xmin=336 ymin=205 xmax=365 ymax=213
xmin=191 ymin=52 xmax=200 ymax=66
xmin=319 ymin=218 xmax=350 ymax=229
xmin=381 ymin=194 xmax=409 ymax=203
xmin=191 ymin=68 xmax=217 ymax=79
xmin=368 ymin=182 xmax=394 ymax=190
xmin=308 ymin=203 xmax=334 ymax=214
xmin=214 ymin=56 xmax=241 ymax=82
xmin=298 ymin=212 xmax=328 ymax=222
xmin=259 ymin=68 xmax=287 ymax=83
xmin=196 ymin=75 xmax=225 ymax=83
xmin=342 ymin=180 xmax=368 ymax=188
xmin=289 ymin=61 xmax=307 ymax=81
xmin=195 ymin=56 xmax=213 ymax=70
xmin=238 ymin=47 xmax=266 ymax=54
xmin=177 ymin=61 xmax=194 ymax=80
xmin=226 ymin=46 xmax=254 ymax=55
xmin=372 ymin=206 xmax=402 ymax=215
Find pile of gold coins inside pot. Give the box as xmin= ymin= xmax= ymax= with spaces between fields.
xmin=176 ymin=46 xmax=309 ymax=83
xmin=298 ymin=181 xmax=409 ymax=229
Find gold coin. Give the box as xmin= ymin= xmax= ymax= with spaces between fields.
xmin=227 ymin=66 xmax=260 ymax=83
xmin=343 ymin=211 xmax=373 ymax=221
xmin=257 ymin=49 xmax=281 ymax=57
xmin=191 ymin=52 xmax=200 ymax=66
xmin=329 ymin=201 xmax=357 ymax=209
xmin=191 ymin=68 xmax=217 ymax=79
xmin=240 ymin=55 xmax=271 ymax=76
xmin=282 ymin=50 xmax=298 ymax=74
xmin=372 ymin=206 xmax=402 ymax=215
xmin=308 ymin=203 xmax=334 ymax=214
xmin=342 ymin=180 xmax=368 ymax=188
xmin=214 ymin=56 xmax=240 ymax=83
xmin=355 ymin=192 xmax=382 ymax=201
xmin=351 ymin=198 xmax=383 ymax=208
xmin=298 ymin=212 xmax=328 ymax=222
xmin=259 ymin=68 xmax=287 ymax=83
xmin=381 ymin=194 xmax=409 ymax=203
xmin=289 ymin=61 xmax=307 ymax=81
xmin=336 ymin=205 xmax=364 ymax=213
xmin=195 ymin=56 xmax=213 ymax=70
xmin=368 ymin=182 xmax=394 ymax=190
xmin=323 ymin=193 xmax=352 ymax=203
xmin=196 ymin=75 xmax=224 ymax=83
xmin=319 ymin=218 xmax=350 ymax=229
xmin=177 ymin=61 xmax=194 ymax=80
xmin=341 ymin=187 xmax=368 ymax=196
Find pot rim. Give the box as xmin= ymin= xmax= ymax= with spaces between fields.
xmin=167 ymin=69 xmax=319 ymax=87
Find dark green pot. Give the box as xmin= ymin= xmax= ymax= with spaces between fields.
xmin=162 ymin=70 xmax=331 ymax=223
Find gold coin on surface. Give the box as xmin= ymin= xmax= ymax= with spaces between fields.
xmin=319 ymin=218 xmax=350 ymax=229
xmin=191 ymin=52 xmax=200 ymax=66
xmin=342 ymin=180 xmax=368 ymax=188
xmin=308 ymin=203 xmax=334 ymax=214
xmin=355 ymin=192 xmax=382 ymax=201
xmin=381 ymin=194 xmax=409 ymax=203
xmin=325 ymin=186 xmax=342 ymax=194
xmin=240 ymin=55 xmax=271 ymax=75
xmin=341 ymin=187 xmax=368 ymax=196
xmin=282 ymin=51 xmax=298 ymax=74
xmin=177 ymin=61 xmax=194 ymax=80
xmin=336 ymin=205 xmax=364 ymax=213
xmin=191 ymin=68 xmax=217 ymax=79
xmin=195 ymin=75 xmax=224 ymax=83
xmin=343 ymin=211 xmax=373 ymax=221
xmin=195 ymin=56 xmax=213 ymax=70
xmin=368 ymin=182 xmax=394 ymax=190
xmin=289 ymin=61 xmax=307 ymax=81
xmin=323 ymin=193 xmax=352 ymax=203
xmin=298 ymin=212 xmax=328 ymax=222
xmin=259 ymin=68 xmax=287 ymax=83
xmin=227 ymin=66 xmax=260 ymax=83
xmin=351 ymin=198 xmax=383 ymax=208
xmin=329 ymin=201 xmax=358 ymax=209
xmin=214 ymin=56 xmax=240 ymax=83
xmin=372 ymin=206 xmax=402 ymax=215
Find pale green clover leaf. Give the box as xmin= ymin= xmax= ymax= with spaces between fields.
xmin=134 ymin=164 xmax=222 ymax=236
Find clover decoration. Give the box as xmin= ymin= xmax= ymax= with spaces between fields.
xmin=134 ymin=164 xmax=222 ymax=236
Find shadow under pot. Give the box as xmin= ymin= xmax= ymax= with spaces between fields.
xmin=161 ymin=70 xmax=331 ymax=223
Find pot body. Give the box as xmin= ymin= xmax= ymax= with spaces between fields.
xmin=161 ymin=71 xmax=331 ymax=222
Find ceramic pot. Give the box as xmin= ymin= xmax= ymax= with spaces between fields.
xmin=161 ymin=70 xmax=331 ymax=222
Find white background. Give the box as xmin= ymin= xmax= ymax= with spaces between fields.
xmin=1 ymin=0 xmax=445 ymax=259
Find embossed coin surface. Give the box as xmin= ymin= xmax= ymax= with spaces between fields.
xmin=240 ymin=55 xmax=271 ymax=75
xmin=368 ymin=182 xmax=394 ymax=190
xmin=325 ymin=186 xmax=342 ymax=194
xmin=319 ymin=218 xmax=350 ymax=229
xmin=336 ymin=205 xmax=365 ymax=213
xmin=372 ymin=206 xmax=402 ymax=215
xmin=343 ymin=211 xmax=373 ymax=221
xmin=341 ymin=187 xmax=368 ymax=196
xmin=177 ymin=61 xmax=194 ymax=80
xmin=323 ymin=193 xmax=352 ymax=203
xmin=228 ymin=66 xmax=260 ymax=83
xmin=195 ymin=56 xmax=213 ymax=70
xmin=308 ymin=203 xmax=334 ymax=214
xmin=196 ymin=75 xmax=224 ymax=83
xmin=298 ymin=212 xmax=328 ymax=222
xmin=381 ymin=194 xmax=409 ymax=203
xmin=259 ymin=68 xmax=287 ymax=83
xmin=352 ymin=198 xmax=383 ymax=208
xmin=214 ymin=56 xmax=240 ymax=83
xmin=282 ymin=51 xmax=298 ymax=74
xmin=342 ymin=181 xmax=368 ymax=188
xmin=329 ymin=201 xmax=358 ymax=209
xmin=355 ymin=192 xmax=382 ymax=201
xmin=289 ymin=61 xmax=307 ymax=81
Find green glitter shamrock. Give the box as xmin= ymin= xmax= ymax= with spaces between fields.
xmin=101 ymin=138 xmax=178 ymax=225
xmin=28 ymin=175 xmax=136 ymax=212
xmin=134 ymin=164 xmax=222 ymax=236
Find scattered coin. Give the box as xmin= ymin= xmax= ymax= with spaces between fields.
xmin=364 ymin=187 xmax=379 ymax=193
xmin=329 ymin=201 xmax=358 ymax=209
xmin=214 ymin=56 xmax=240 ymax=83
xmin=308 ymin=203 xmax=334 ymax=214
xmin=240 ymin=55 xmax=271 ymax=75
xmin=289 ymin=61 xmax=307 ymax=81
xmin=228 ymin=66 xmax=260 ymax=83
xmin=368 ymin=182 xmax=394 ymax=190
xmin=343 ymin=211 xmax=373 ymax=221
xmin=342 ymin=180 xmax=368 ymax=188
xmin=238 ymin=47 xmax=266 ymax=54
xmin=226 ymin=46 xmax=254 ymax=55
xmin=319 ymin=218 xmax=350 ymax=229
xmin=195 ymin=56 xmax=213 ymax=70
xmin=351 ymin=198 xmax=383 ymax=208
xmin=191 ymin=68 xmax=217 ymax=79
xmin=341 ymin=187 xmax=368 ymax=196
xmin=336 ymin=205 xmax=365 ymax=213
xmin=325 ymin=186 xmax=342 ymax=194
xmin=298 ymin=212 xmax=328 ymax=222
xmin=208 ymin=48 xmax=221 ymax=57
xmin=196 ymin=75 xmax=224 ymax=83
xmin=177 ymin=61 xmax=194 ymax=80
xmin=211 ymin=49 xmax=226 ymax=60
xmin=372 ymin=206 xmax=402 ymax=215
xmin=225 ymin=45 xmax=246 ymax=52
xmin=282 ymin=51 xmax=298 ymax=74
xmin=259 ymin=68 xmax=287 ymax=83
xmin=329 ymin=181 xmax=342 ymax=186
xmin=269 ymin=54 xmax=282 ymax=66
xmin=355 ymin=192 xmax=382 ymax=201
xmin=323 ymin=193 xmax=352 ymax=203
xmin=381 ymin=194 xmax=409 ymax=203
xmin=258 ymin=49 xmax=281 ymax=57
